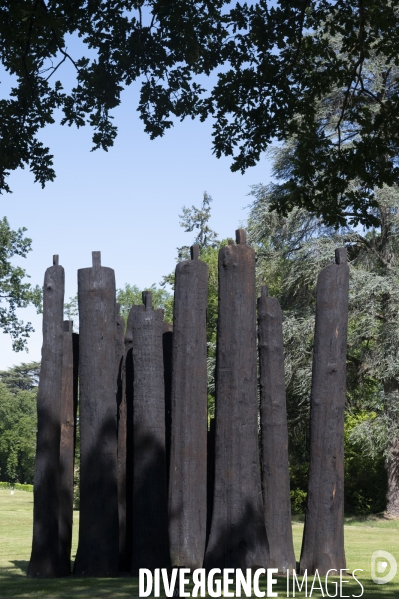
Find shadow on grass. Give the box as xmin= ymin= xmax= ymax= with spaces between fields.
xmin=2 ymin=567 xmax=398 ymax=598
xmin=0 ymin=568 xmax=140 ymax=598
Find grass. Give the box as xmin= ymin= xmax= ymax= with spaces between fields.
xmin=0 ymin=489 xmax=398 ymax=597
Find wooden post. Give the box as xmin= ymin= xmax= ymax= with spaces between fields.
xmin=162 ymin=321 xmax=173 ymax=487
xmin=205 ymin=231 xmax=269 ymax=570
xmin=74 ymin=252 xmax=119 ymax=577
xmin=169 ymin=245 xmax=208 ymax=569
xmin=116 ymin=304 xmax=127 ymax=571
xmin=58 ymin=321 xmax=79 ymax=576
xmin=258 ymin=286 xmax=295 ymax=573
xmin=124 ymin=305 xmax=135 ymax=569
xmin=28 ymin=255 xmax=64 ymax=578
xmin=206 ymin=418 xmax=216 ymax=544
xmin=300 ymin=248 xmax=349 ymax=575
xmin=130 ymin=292 xmax=170 ymax=573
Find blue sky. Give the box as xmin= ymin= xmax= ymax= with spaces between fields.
xmin=1 ymin=59 xmax=272 ymax=369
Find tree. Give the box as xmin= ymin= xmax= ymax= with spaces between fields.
xmin=64 ymin=283 xmax=173 ymax=329
xmin=0 ymin=361 xmax=40 ymax=390
xmin=0 ymin=362 xmax=39 ymax=484
xmin=1 ymin=2 xmax=398 ymax=226
xmin=247 ymin=174 xmax=399 ymax=515
xmin=0 ymin=217 xmax=42 ymax=351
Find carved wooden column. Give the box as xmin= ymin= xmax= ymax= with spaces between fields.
xmin=169 ymin=245 xmax=208 ymax=569
xmin=258 ymin=286 xmax=295 ymax=573
xmin=28 ymin=255 xmax=64 ymax=578
xmin=162 ymin=321 xmax=173 ymax=486
xmin=300 ymin=248 xmax=349 ymax=575
xmin=130 ymin=292 xmax=170 ymax=573
xmin=58 ymin=321 xmax=79 ymax=576
xmin=116 ymin=304 xmax=127 ymax=571
xmin=74 ymin=252 xmax=119 ymax=577
xmin=205 ymin=231 xmax=269 ymax=570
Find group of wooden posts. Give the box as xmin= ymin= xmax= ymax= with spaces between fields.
xmin=28 ymin=229 xmax=349 ymax=579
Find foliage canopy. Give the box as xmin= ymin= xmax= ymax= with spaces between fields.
xmin=1 ymin=1 xmax=398 ymax=226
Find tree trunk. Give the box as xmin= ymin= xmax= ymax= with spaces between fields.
xmin=258 ymin=286 xmax=295 ymax=573
xmin=205 ymin=230 xmax=269 ymax=570
xmin=74 ymin=252 xmax=119 ymax=577
xmin=168 ymin=245 xmax=208 ymax=569
xmin=28 ymin=255 xmax=64 ymax=578
xmin=300 ymin=248 xmax=349 ymax=575
xmin=386 ymin=438 xmax=399 ymax=518
xmin=130 ymin=292 xmax=170 ymax=573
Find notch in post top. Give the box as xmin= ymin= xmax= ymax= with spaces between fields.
xmin=116 ymin=303 xmax=121 ymax=315
xmin=261 ymin=285 xmax=268 ymax=298
xmin=235 ymin=228 xmax=247 ymax=244
xmin=53 ymin=254 xmax=59 ymax=266
xmin=228 ymin=239 xmax=235 ymax=246
xmin=190 ymin=245 xmax=200 ymax=260
xmin=142 ymin=290 xmax=152 ymax=310
xmin=335 ymin=247 xmax=347 ymax=265
xmin=92 ymin=251 xmax=101 ymax=268
xmin=63 ymin=320 xmax=73 ymax=333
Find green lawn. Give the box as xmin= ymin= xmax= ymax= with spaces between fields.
xmin=0 ymin=489 xmax=398 ymax=597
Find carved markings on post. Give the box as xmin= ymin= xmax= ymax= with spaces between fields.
xmin=300 ymin=248 xmax=349 ymax=575
xmin=205 ymin=231 xmax=269 ymax=570
xmin=58 ymin=321 xmax=79 ymax=576
xmin=74 ymin=252 xmax=119 ymax=577
xmin=258 ymin=286 xmax=295 ymax=573
xmin=130 ymin=292 xmax=170 ymax=573
xmin=29 ymin=255 xmax=65 ymax=578
xmin=169 ymin=245 xmax=208 ymax=569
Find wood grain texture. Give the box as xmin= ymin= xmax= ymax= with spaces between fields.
xmin=300 ymin=248 xmax=349 ymax=575
xmin=74 ymin=253 xmax=119 ymax=577
xmin=28 ymin=257 xmax=64 ymax=578
xmin=58 ymin=322 xmax=79 ymax=576
xmin=130 ymin=293 xmax=170 ymax=573
xmin=258 ymin=287 xmax=295 ymax=573
xmin=168 ymin=248 xmax=208 ymax=569
xmin=205 ymin=232 xmax=269 ymax=570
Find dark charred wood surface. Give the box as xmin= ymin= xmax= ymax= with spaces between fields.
xmin=204 ymin=231 xmax=269 ymax=570
xmin=29 ymin=256 xmax=64 ymax=578
xmin=300 ymin=247 xmax=349 ymax=575
xmin=58 ymin=322 xmax=79 ymax=576
xmin=74 ymin=252 xmax=119 ymax=577
xmin=124 ymin=306 xmax=135 ymax=570
xmin=116 ymin=304 xmax=127 ymax=571
xmin=162 ymin=322 xmax=173 ymax=487
xmin=169 ymin=246 xmax=208 ymax=569
xmin=130 ymin=292 xmax=170 ymax=573
xmin=258 ymin=287 xmax=295 ymax=573
xmin=206 ymin=418 xmax=216 ymax=545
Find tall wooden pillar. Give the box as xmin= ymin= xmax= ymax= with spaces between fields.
xmin=300 ymin=248 xmax=349 ymax=575
xmin=130 ymin=292 xmax=170 ymax=573
xmin=28 ymin=255 xmax=64 ymax=578
xmin=124 ymin=305 xmax=135 ymax=570
xmin=74 ymin=252 xmax=119 ymax=577
xmin=205 ymin=231 xmax=269 ymax=570
xmin=258 ymin=286 xmax=295 ymax=573
xmin=58 ymin=320 xmax=79 ymax=576
xmin=162 ymin=321 xmax=173 ymax=486
xmin=116 ymin=304 xmax=127 ymax=571
xmin=169 ymin=245 xmax=208 ymax=569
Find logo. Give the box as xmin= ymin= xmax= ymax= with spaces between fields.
xmin=371 ymin=550 xmax=397 ymax=584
